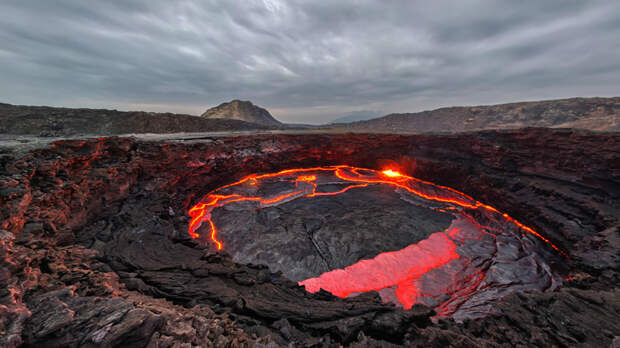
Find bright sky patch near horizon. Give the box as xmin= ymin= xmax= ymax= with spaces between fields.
xmin=1 ymin=1 xmax=618 ymax=124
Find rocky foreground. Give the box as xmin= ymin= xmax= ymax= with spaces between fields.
xmin=0 ymin=128 xmax=619 ymax=347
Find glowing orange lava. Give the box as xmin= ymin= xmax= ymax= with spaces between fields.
xmin=382 ymin=169 xmax=402 ymax=177
xmin=299 ymin=231 xmax=460 ymax=309
xmin=187 ymin=165 xmax=567 ymax=258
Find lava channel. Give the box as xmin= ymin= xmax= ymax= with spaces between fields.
xmin=187 ymin=165 xmax=565 ymax=318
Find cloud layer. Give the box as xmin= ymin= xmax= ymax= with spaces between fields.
xmin=1 ymin=0 xmax=619 ymax=123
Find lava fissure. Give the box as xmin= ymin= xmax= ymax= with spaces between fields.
xmin=188 ymin=165 xmax=566 ymax=257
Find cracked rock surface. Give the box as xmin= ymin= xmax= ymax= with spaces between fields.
xmin=0 ymin=128 xmax=619 ymax=347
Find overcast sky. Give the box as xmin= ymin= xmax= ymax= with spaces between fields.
xmin=1 ymin=1 xmax=618 ymax=124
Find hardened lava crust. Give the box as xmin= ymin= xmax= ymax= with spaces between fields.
xmin=0 ymin=128 xmax=619 ymax=347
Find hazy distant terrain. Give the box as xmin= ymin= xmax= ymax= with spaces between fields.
xmin=331 ymin=97 xmax=620 ymax=132
xmin=1 ymin=97 xmax=618 ymax=137
xmin=329 ymin=110 xmax=379 ymax=124
xmin=0 ymin=103 xmax=272 ymax=136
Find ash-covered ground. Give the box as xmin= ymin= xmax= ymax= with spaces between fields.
xmin=1 ymin=128 xmax=619 ymax=347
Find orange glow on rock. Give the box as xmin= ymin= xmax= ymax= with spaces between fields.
xmin=296 ymin=175 xmax=317 ymax=182
xmin=187 ymin=165 xmax=567 ymax=258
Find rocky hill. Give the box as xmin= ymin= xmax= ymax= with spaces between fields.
xmin=201 ymin=100 xmax=282 ymax=127
xmin=0 ymin=103 xmax=272 ymax=136
xmin=332 ymin=97 xmax=620 ymax=133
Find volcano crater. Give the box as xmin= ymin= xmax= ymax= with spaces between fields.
xmin=2 ymin=129 xmax=619 ymax=347
xmin=188 ymin=166 xmax=563 ymax=320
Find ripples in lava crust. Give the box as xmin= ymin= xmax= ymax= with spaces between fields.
xmin=188 ymin=165 xmax=565 ymax=320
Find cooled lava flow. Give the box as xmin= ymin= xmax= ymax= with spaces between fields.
xmin=188 ymin=165 xmax=565 ymax=256
xmin=187 ymin=165 xmax=565 ymax=317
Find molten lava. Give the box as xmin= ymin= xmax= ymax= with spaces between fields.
xmin=382 ymin=169 xmax=403 ymax=177
xmin=188 ymin=165 xmax=565 ymax=256
xmin=300 ymin=231 xmax=460 ymax=309
xmin=187 ymin=165 xmax=565 ymax=314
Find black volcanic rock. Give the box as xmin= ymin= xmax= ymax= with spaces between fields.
xmin=201 ymin=100 xmax=282 ymax=127
xmin=0 ymin=129 xmax=618 ymax=347
xmin=211 ymin=184 xmax=455 ymax=281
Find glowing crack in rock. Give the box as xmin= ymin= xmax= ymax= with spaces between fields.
xmin=187 ymin=165 xmax=565 ymax=317
xmin=188 ymin=165 xmax=565 ymax=256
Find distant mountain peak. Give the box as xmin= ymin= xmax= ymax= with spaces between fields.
xmin=201 ymin=100 xmax=282 ymax=127
xmin=329 ymin=110 xmax=379 ymax=124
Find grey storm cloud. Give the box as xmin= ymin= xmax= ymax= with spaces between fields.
xmin=0 ymin=0 xmax=619 ymax=123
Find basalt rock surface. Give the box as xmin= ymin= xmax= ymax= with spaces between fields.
xmin=0 ymin=128 xmax=619 ymax=347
